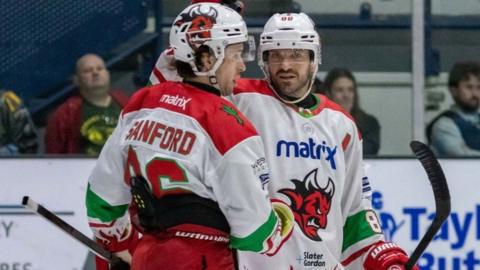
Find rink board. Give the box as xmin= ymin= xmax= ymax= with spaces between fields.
xmin=0 ymin=158 xmax=478 ymax=270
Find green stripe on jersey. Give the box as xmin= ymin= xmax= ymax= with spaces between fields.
xmin=230 ymin=210 xmax=278 ymax=252
xmin=86 ymin=184 xmax=128 ymax=222
xmin=342 ymin=210 xmax=379 ymax=252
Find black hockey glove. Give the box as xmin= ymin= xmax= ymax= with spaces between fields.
xmin=110 ymin=258 xmax=130 ymax=270
xmin=130 ymin=175 xmax=158 ymax=232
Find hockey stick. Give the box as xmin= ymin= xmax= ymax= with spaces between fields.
xmin=21 ymin=196 xmax=124 ymax=265
xmin=405 ymin=141 xmax=451 ymax=270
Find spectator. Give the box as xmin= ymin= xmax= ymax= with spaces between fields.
xmin=45 ymin=53 xmax=129 ymax=155
xmin=0 ymin=89 xmax=38 ymax=155
xmin=324 ymin=68 xmax=381 ymax=155
xmin=427 ymin=61 xmax=480 ymax=157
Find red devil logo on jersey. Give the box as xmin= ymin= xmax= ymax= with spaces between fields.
xmin=175 ymin=5 xmax=218 ymax=48
xmin=279 ymin=169 xmax=335 ymax=241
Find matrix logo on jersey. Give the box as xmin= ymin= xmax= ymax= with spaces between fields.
xmin=279 ymin=169 xmax=335 ymax=241
xmin=276 ymin=138 xmax=338 ymax=169
xmin=159 ymin=94 xmax=191 ymax=110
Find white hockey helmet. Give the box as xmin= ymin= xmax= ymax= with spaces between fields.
xmin=258 ymin=13 xmax=321 ymax=103
xmin=169 ymin=3 xmax=254 ymax=78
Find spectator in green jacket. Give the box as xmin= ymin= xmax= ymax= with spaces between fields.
xmin=45 ymin=53 xmax=129 ymax=155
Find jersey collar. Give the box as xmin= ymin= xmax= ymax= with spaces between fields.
xmin=184 ymin=80 xmax=221 ymax=96
xmin=288 ymin=94 xmax=326 ymax=118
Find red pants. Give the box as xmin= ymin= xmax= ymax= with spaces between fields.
xmin=131 ymin=224 xmax=235 ymax=270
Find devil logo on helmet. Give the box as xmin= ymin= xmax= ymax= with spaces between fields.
xmin=175 ymin=5 xmax=218 ymax=48
xmin=279 ymin=168 xmax=335 ymax=241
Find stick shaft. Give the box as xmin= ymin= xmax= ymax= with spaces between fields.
xmin=406 ymin=141 xmax=451 ymax=269
xmin=21 ymin=196 xmax=115 ymax=262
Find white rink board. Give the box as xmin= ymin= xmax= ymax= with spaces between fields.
xmin=0 ymin=159 xmax=96 ymax=270
xmin=0 ymin=158 xmax=479 ymax=270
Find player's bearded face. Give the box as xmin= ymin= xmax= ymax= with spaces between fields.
xmin=267 ymin=49 xmax=313 ymax=99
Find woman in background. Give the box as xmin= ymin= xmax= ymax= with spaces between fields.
xmin=324 ymin=68 xmax=381 ymax=155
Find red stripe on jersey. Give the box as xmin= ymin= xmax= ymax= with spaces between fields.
xmin=122 ymin=82 xmax=258 ymax=155
xmin=321 ymin=96 xmax=362 ymax=140
xmin=341 ymin=241 xmax=379 ymax=266
xmin=89 ymin=220 xmax=116 ymax=228
xmin=153 ymin=67 xmax=167 ymax=83
xmin=234 ymin=78 xmax=276 ymax=97
xmin=342 ymin=133 xmax=352 ymax=151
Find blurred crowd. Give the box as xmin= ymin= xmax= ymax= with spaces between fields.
xmin=1 ymin=4 xmax=479 ymax=158
xmin=2 ymin=54 xmax=479 ymax=158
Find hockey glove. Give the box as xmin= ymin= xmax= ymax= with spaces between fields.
xmin=364 ymin=241 xmax=419 ymax=270
xmin=93 ymin=224 xmax=138 ymax=270
xmin=130 ymin=175 xmax=158 ymax=232
xmin=110 ymin=256 xmax=130 ymax=270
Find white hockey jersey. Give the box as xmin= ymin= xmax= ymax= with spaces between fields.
xmin=86 ymin=81 xmax=283 ymax=254
xmin=232 ymin=79 xmax=385 ymax=270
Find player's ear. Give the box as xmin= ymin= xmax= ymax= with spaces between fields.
xmin=198 ymin=52 xmax=214 ymax=72
xmin=195 ymin=45 xmax=215 ymax=72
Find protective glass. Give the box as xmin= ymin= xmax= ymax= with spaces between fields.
xmin=224 ymin=35 xmax=256 ymax=63
xmin=241 ymin=35 xmax=256 ymax=62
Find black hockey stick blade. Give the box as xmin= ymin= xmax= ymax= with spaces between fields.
xmin=21 ymin=196 xmax=124 ymax=264
xmin=406 ymin=141 xmax=451 ymax=270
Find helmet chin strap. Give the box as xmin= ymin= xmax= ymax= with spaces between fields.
xmin=208 ymin=74 xmax=221 ymax=92
xmin=193 ymin=57 xmax=223 ymax=92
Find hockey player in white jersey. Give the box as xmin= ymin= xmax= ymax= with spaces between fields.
xmin=86 ymin=3 xmax=293 ymax=270
xmin=231 ymin=13 xmax=419 ymax=270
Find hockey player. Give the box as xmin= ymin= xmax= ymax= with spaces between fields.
xmin=86 ymin=3 xmax=293 ymax=270
xmin=231 ymin=13 xmax=419 ymax=270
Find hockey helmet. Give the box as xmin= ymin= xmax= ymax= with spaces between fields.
xmin=170 ymin=3 xmax=254 ymax=78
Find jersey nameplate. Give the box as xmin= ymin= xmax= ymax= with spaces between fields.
xmin=125 ymin=119 xmax=196 ymax=155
